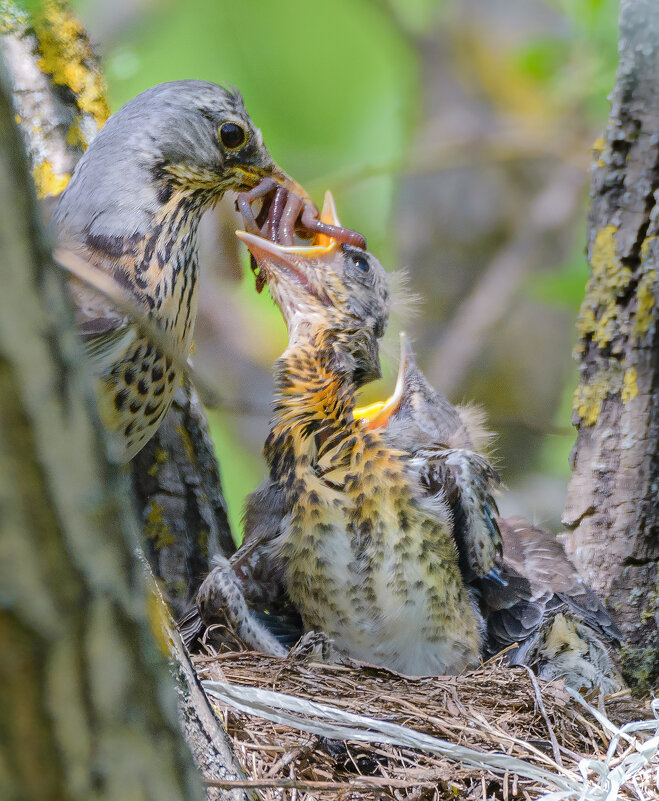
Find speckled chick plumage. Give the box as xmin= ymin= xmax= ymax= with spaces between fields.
xmin=54 ymin=81 xmax=278 ymax=460
xmin=370 ymin=336 xmax=624 ymax=692
xmin=239 ymin=228 xmax=483 ymax=676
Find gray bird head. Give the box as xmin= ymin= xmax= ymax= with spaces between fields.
xmin=237 ymin=192 xmax=390 ymax=386
xmin=54 ymin=80 xmax=283 ymax=246
xmin=354 ymin=332 xmax=470 ymax=445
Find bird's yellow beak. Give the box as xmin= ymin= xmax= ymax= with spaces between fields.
xmin=272 ymin=167 xmax=313 ymax=204
xmin=354 ymin=332 xmax=415 ymax=429
xmin=236 ymin=190 xmax=342 ymax=262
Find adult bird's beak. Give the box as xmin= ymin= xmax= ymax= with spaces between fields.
xmin=272 ymin=167 xmax=312 ymax=204
xmin=232 ymin=164 xmax=310 ymax=200
xmin=354 ymin=332 xmax=416 ymax=429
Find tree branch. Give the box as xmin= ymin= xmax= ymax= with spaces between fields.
xmin=562 ymin=0 xmax=659 ymax=689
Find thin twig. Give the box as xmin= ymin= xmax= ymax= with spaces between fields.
xmin=266 ymin=737 xmax=319 ymax=778
xmin=480 ymin=644 xmax=519 ymax=668
xmin=204 ymin=776 xmax=438 ymax=791
xmin=522 ymin=666 xmax=564 ymax=769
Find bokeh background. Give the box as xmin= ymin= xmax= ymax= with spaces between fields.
xmin=51 ymin=0 xmax=620 ymax=537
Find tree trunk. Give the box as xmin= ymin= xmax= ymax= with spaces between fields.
xmin=131 ymin=382 xmax=235 ymax=621
xmin=2 ymin=0 xmax=235 ymax=620
xmin=0 ymin=58 xmax=202 ymax=801
xmin=562 ymin=0 xmax=659 ymax=690
xmin=0 ymin=3 xmax=249 ymax=797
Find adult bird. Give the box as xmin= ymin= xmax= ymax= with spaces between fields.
xmin=359 ymin=333 xmax=624 ymax=692
xmin=226 ymin=194 xmax=484 ymax=676
xmin=53 ymin=80 xmax=340 ymax=461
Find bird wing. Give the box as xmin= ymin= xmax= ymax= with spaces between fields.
xmin=499 ymin=516 xmax=622 ymax=644
xmin=54 ymin=245 xmax=143 ymax=374
xmin=411 ymin=446 xmax=502 ymax=582
xmin=82 ymin=321 xmax=137 ymax=376
xmin=234 ymin=479 xmax=291 ymax=612
xmin=480 ymin=516 xmax=622 ymax=660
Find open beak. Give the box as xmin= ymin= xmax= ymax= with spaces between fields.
xmin=236 ymin=198 xmax=341 ymax=306
xmin=234 ymin=163 xmax=311 ymax=199
xmin=354 ymin=332 xmax=416 ymax=429
xmin=236 ymin=229 xmax=310 ymax=270
xmin=236 ymin=189 xmax=343 ymax=263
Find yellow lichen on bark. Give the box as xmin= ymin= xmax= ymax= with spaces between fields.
xmin=144 ymin=502 xmax=175 ymax=550
xmin=147 ymin=446 xmax=169 ymax=477
xmin=632 ymin=236 xmax=656 ymax=342
xmin=573 ymin=229 xmax=655 ymax=425
xmin=592 ymin=135 xmax=606 ymax=168
xmin=577 ymin=225 xmax=632 ymax=352
xmin=621 ymin=367 xmax=638 ymax=404
xmin=32 ymin=160 xmax=69 ymax=199
xmin=573 ymin=368 xmax=623 ymax=426
xmin=34 ymin=0 xmax=109 ymax=146
xmin=176 ymin=423 xmax=196 ymax=465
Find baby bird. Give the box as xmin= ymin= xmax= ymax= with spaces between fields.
xmin=54 ymin=80 xmax=299 ymax=461
xmin=361 ymin=334 xmax=624 ymax=692
xmin=233 ymin=194 xmax=484 ymax=676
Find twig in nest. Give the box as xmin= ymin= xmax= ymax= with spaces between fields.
xmin=267 ymin=737 xmax=319 ymax=778
xmin=521 ymin=665 xmax=563 ymax=769
xmin=204 ymin=776 xmax=438 ymax=791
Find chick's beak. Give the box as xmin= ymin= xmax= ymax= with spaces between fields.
xmin=235 ymin=189 xmax=344 ymax=286
xmin=235 ymin=229 xmax=332 ymax=306
xmin=354 ymin=332 xmax=416 ymax=429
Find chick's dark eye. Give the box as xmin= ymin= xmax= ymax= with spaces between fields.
xmin=352 ymin=254 xmax=370 ymax=273
xmin=220 ymin=122 xmax=246 ymax=149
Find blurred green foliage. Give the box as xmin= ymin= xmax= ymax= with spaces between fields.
xmin=21 ymin=0 xmax=621 ymax=533
xmin=516 ymin=0 xmax=619 ymax=120
xmin=100 ymin=0 xmax=419 ymax=260
xmin=207 ymin=410 xmax=262 ymax=540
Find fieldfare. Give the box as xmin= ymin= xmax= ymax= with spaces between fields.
xmin=223 ymin=194 xmax=484 ymax=675
xmin=360 ymin=334 xmax=624 ymax=692
xmin=53 ymin=80 xmax=359 ymax=461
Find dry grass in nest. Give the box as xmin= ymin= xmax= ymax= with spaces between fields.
xmin=192 ymin=641 xmax=657 ymax=801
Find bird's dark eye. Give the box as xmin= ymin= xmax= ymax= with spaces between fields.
xmin=219 ymin=122 xmax=246 ymax=150
xmin=352 ymin=254 xmax=370 ymax=273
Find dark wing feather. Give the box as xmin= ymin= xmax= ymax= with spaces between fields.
xmin=250 ymin=609 xmax=304 ymax=649
xmin=500 ymin=516 xmax=622 ymax=645
xmin=480 ymin=516 xmax=622 ymax=661
xmin=233 ymin=479 xmax=291 ymax=612
xmin=412 ymin=446 xmax=502 ymax=581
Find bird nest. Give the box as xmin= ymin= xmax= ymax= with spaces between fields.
xmin=192 ymin=640 xmax=658 ymax=801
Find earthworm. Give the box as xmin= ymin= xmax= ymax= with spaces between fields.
xmin=278 ymin=192 xmax=304 ymax=245
xmin=236 ymin=179 xmax=367 ymax=251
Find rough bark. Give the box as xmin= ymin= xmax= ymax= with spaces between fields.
xmin=132 ymin=383 xmax=235 ymax=621
xmin=0 ymin=3 xmax=248 ymax=797
xmin=0 ymin=57 xmax=201 ymax=801
xmin=1 ymin=0 xmax=234 ymax=619
xmin=562 ymin=0 xmax=659 ymax=689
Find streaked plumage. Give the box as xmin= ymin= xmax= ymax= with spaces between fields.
xmin=366 ymin=334 xmax=624 ymax=691
xmin=232 ymin=198 xmax=483 ymax=675
xmin=54 ymin=80 xmax=286 ymax=460
xmin=191 ymin=196 xmax=622 ymax=692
